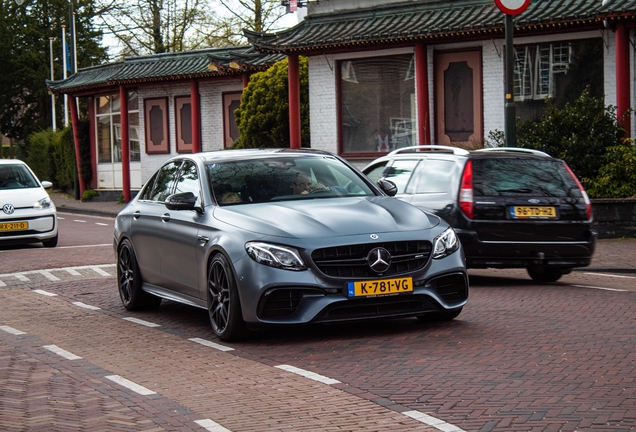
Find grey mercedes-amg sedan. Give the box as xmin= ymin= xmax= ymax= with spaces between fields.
xmin=114 ymin=148 xmax=468 ymax=341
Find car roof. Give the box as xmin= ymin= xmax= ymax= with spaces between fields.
xmin=0 ymin=159 xmax=27 ymax=166
xmin=193 ymin=148 xmax=334 ymax=163
xmin=372 ymin=146 xmax=556 ymax=163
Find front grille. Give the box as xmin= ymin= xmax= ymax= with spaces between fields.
xmin=426 ymin=273 xmax=468 ymax=302
xmin=316 ymin=295 xmax=437 ymax=321
xmin=312 ymin=241 xmax=432 ymax=278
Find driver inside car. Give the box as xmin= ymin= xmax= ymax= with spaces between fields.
xmin=291 ymin=173 xmax=326 ymax=195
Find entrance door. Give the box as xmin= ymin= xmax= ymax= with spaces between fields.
xmin=434 ymin=51 xmax=483 ymax=148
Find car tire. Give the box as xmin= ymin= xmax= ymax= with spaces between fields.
xmin=42 ymin=234 xmax=58 ymax=248
xmin=207 ymin=253 xmax=247 ymax=342
xmin=417 ymin=307 xmax=463 ymax=322
xmin=117 ymin=238 xmax=161 ymax=310
xmin=527 ymin=266 xmax=563 ymax=282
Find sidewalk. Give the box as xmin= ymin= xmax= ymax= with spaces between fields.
xmin=50 ymin=191 xmax=636 ymax=273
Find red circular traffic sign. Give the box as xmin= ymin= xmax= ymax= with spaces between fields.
xmin=494 ymin=0 xmax=531 ymax=15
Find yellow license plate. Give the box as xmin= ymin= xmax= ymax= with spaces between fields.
xmin=0 ymin=221 xmax=29 ymax=231
xmin=511 ymin=206 xmax=556 ymax=219
xmin=347 ymin=277 xmax=413 ymax=297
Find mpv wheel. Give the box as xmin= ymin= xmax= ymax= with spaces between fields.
xmin=527 ymin=266 xmax=564 ymax=282
xmin=117 ymin=239 xmax=161 ymax=310
xmin=207 ymin=254 xmax=247 ymax=342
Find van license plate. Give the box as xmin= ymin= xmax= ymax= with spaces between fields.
xmin=347 ymin=277 xmax=413 ymax=297
xmin=511 ymin=206 xmax=556 ymax=219
xmin=0 ymin=221 xmax=29 ymax=231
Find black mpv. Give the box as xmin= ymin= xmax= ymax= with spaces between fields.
xmin=363 ymin=146 xmax=596 ymax=282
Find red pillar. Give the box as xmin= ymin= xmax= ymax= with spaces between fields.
xmin=191 ymin=80 xmax=202 ymax=153
xmin=616 ymin=23 xmax=631 ymax=137
xmin=288 ymin=54 xmax=301 ymax=148
xmin=88 ymin=97 xmax=97 ymax=189
xmin=415 ymin=43 xmax=430 ymax=145
xmin=119 ymin=86 xmax=131 ymax=203
xmin=242 ymin=73 xmax=250 ymax=89
xmin=68 ymin=96 xmax=86 ymax=198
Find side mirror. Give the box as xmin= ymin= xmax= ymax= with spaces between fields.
xmin=164 ymin=192 xmax=201 ymax=212
xmin=41 ymin=181 xmax=53 ymax=189
xmin=377 ymin=179 xmax=398 ymax=197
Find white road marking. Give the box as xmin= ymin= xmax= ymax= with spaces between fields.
xmin=194 ymin=419 xmax=232 ymax=432
xmin=105 ymin=375 xmax=156 ymax=396
xmin=72 ymin=301 xmax=101 ymax=311
xmin=57 ymin=217 xmax=65 ymax=219
xmin=54 ymin=244 xmax=112 ymax=249
xmin=14 ymin=274 xmax=30 ymax=281
xmin=0 ymin=325 xmax=26 ymax=335
xmin=584 ymin=272 xmax=636 ymax=279
xmin=39 ymin=270 xmax=60 ymax=281
xmin=275 ymin=364 xmax=341 ymax=385
xmin=95 ymin=222 xmax=109 ymax=226
xmin=189 ymin=337 xmax=234 ymax=352
xmin=571 ymin=284 xmax=626 ymax=292
xmin=122 ymin=317 xmax=160 ymax=328
xmin=33 ymin=289 xmax=57 ymax=296
xmin=44 ymin=344 xmax=82 ymax=360
xmin=73 ymin=219 xmax=87 ymax=223
xmin=403 ymin=410 xmax=466 ymax=432
xmin=91 ymin=266 xmax=111 ymax=276
xmin=65 ymin=268 xmax=82 ymax=276
xmin=0 ymin=280 xmax=5 ymax=287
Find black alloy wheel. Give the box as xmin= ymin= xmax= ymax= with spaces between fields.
xmin=207 ymin=254 xmax=246 ymax=342
xmin=117 ymin=238 xmax=161 ymax=310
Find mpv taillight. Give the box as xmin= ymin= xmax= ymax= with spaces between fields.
xmin=459 ymin=160 xmax=474 ymax=219
xmin=564 ymin=163 xmax=593 ymax=221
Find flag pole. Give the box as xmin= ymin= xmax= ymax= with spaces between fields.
xmin=62 ymin=25 xmax=68 ymax=128
xmin=49 ymin=37 xmax=56 ymax=131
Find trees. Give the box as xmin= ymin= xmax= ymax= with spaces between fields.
xmin=234 ymin=57 xmax=309 ymax=148
xmin=0 ymin=0 xmax=106 ymax=141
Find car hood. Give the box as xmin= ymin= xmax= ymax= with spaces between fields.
xmin=0 ymin=188 xmax=50 ymax=208
xmin=213 ymin=196 xmax=440 ymax=238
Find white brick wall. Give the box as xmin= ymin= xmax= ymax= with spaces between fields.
xmin=137 ymin=79 xmax=242 ymax=183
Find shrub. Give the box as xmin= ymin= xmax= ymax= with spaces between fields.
xmin=25 ymin=129 xmax=58 ymax=183
xmin=584 ymin=141 xmax=636 ymax=198
xmin=82 ymin=189 xmax=99 ymax=200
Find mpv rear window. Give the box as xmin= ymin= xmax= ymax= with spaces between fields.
xmin=472 ymin=159 xmax=580 ymax=197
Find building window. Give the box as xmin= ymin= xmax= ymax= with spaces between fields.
xmin=339 ymin=54 xmax=415 ymax=155
xmin=144 ymin=97 xmax=170 ymax=154
xmin=175 ymin=96 xmax=193 ymax=153
xmin=96 ymin=92 xmax=140 ymax=163
xmin=513 ymin=38 xmax=603 ymax=121
xmin=223 ymin=92 xmax=242 ymax=148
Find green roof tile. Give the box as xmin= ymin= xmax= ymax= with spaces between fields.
xmin=247 ymin=0 xmax=636 ymax=53
xmin=48 ymin=46 xmax=285 ymax=94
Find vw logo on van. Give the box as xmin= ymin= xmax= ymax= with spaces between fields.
xmin=2 ymin=204 xmax=14 ymax=215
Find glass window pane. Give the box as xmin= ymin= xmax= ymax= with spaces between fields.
xmin=383 ymin=160 xmax=418 ymax=193
xmin=149 ymin=161 xmax=181 ymax=202
xmin=97 ymin=96 xmax=110 ymax=114
xmin=174 ymin=161 xmax=199 ymax=196
xmin=128 ymin=92 xmax=139 ymax=111
xmin=412 ymin=160 xmax=456 ymax=193
xmin=97 ymin=116 xmax=111 ymax=163
xmin=340 ymin=55 xmax=415 ymax=154
xmin=113 ymin=114 xmax=121 ymax=163
xmin=129 ymin=112 xmax=141 ymax=162
xmin=111 ymin=93 xmax=120 ymax=113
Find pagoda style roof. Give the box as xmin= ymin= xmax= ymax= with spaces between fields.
xmin=48 ymin=46 xmax=286 ymax=95
xmin=246 ymin=0 xmax=636 ymax=54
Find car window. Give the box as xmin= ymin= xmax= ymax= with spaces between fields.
xmin=138 ymin=172 xmax=159 ymax=201
xmin=410 ymin=159 xmax=456 ymax=194
xmin=0 ymin=164 xmax=40 ymax=189
xmin=207 ymin=155 xmax=376 ymax=205
xmin=364 ymin=162 xmax=388 ymax=184
xmin=174 ymin=160 xmax=200 ymax=197
xmin=383 ymin=160 xmax=419 ymax=193
xmin=148 ymin=161 xmax=181 ymax=202
xmin=473 ymin=159 xmax=580 ymax=197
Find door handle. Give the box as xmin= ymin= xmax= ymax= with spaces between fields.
xmin=197 ymin=235 xmax=209 ymax=245
xmin=161 ymin=213 xmax=171 ymax=222
xmin=133 ymin=210 xmax=141 ymax=220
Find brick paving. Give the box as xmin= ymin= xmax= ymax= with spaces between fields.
xmin=0 ymin=286 xmax=438 ymax=432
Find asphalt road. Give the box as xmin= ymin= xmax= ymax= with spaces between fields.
xmin=1 ymin=215 xmax=635 ymax=431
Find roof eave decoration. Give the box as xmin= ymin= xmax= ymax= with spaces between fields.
xmin=47 ymin=46 xmax=285 ymax=95
xmin=246 ymin=0 xmax=636 ymax=54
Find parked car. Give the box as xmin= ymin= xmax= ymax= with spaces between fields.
xmin=113 ymin=149 xmax=468 ymax=341
xmin=363 ymin=146 xmax=596 ymax=282
xmin=0 ymin=159 xmax=58 ymax=248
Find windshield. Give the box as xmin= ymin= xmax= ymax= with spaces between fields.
xmin=207 ymin=155 xmax=376 ymax=205
xmin=473 ymin=159 xmax=581 ymax=197
xmin=0 ymin=164 xmax=40 ymax=190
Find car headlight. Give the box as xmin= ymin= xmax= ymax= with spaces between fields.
xmin=432 ymin=228 xmax=459 ymax=259
xmin=245 ymin=242 xmax=306 ymax=271
xmin=33 ymin=197 xmax=52 ymax=210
